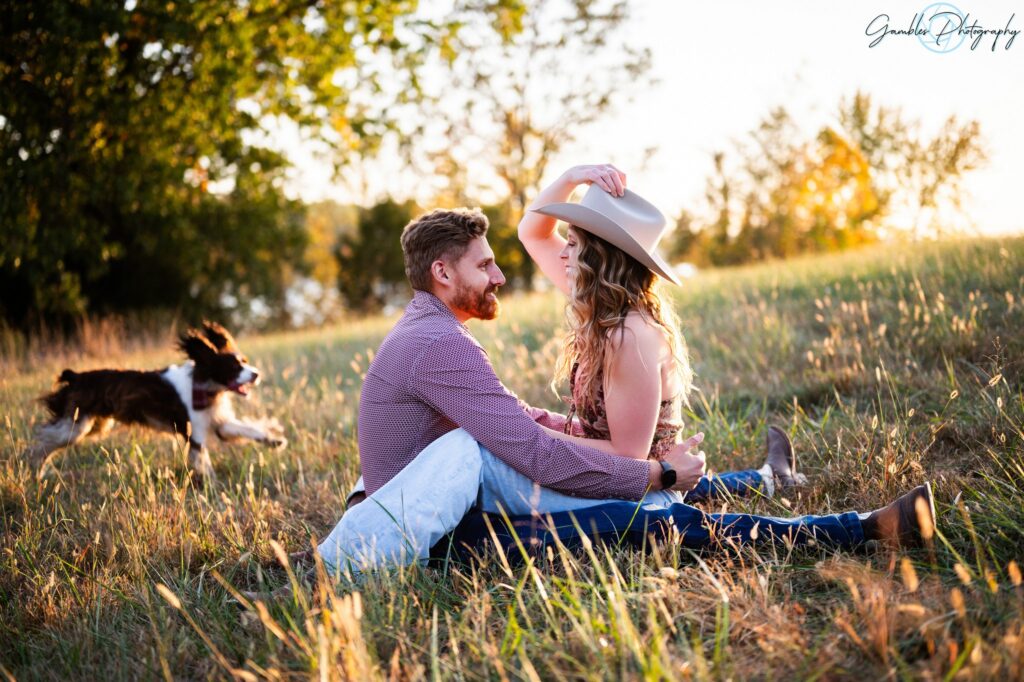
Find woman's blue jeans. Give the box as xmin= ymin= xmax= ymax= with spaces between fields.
xmin=431 ymin=447 xmax=864 ymax=562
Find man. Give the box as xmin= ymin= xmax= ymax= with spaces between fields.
xmin=312 ymin=208 xmax=935 ymax=575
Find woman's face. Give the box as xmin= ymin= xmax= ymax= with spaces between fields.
xmin=559 ymin=226 xmax=581 ymax=281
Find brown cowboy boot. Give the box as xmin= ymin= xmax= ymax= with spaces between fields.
xmin=764 ymin=426 xmax=806 ymax=488
xmin=861 ymin=483 xmax=937 ymax=548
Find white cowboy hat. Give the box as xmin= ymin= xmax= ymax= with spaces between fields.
xmin=532 ymin=184 xmax=680 ymax=285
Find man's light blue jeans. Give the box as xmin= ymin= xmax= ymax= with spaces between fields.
xmin=316 ymin=429 xmax=863 ymax=574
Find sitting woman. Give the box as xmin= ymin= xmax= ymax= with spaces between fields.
xmin=519 ymin=163 xmax=805 ymax=503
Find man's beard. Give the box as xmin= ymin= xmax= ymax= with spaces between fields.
xmin=452 ymin=283 xmax=500 ymax=320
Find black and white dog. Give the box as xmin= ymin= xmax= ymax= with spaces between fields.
xmin=24 ymin=321 xmax=286 ymax=483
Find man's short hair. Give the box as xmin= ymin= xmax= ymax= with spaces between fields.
xmin=400 ymin=208 xmax=489 ymax=291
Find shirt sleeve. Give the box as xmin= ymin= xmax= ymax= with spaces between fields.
xmin=409 ymin=331 xmax=650 ymax=500
xmin=520 ymin=402 xmax=585 ymax=437
xmin=520 ymin=401 xmax=564 ymax=429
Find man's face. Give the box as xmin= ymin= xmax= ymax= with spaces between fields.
xmin=448 ymin=236 xmax=506 ymax=321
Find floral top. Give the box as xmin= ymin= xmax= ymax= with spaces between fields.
xmin=563 ymin=361 xmax=683 ymax=460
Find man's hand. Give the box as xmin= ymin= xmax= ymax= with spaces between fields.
xmin=663 ymin=432 xmax=707 ymax=492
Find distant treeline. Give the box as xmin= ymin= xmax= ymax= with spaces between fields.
xmin=667 ymin=93 xmax=985 ymax=268
xmin=1 ymin=0 xmax=984 ymax=330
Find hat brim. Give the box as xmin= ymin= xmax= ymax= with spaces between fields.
xmin=532 ymin=203 xmax=681 ymax=286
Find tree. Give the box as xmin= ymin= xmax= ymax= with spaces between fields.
xmin=415 ymin=0 xmax=653 ymax=287
xmin=0 ymin=0 xmax=524 ymax=328
xmin=836 ymin=91 xmax=986 ymax=237
xmin=667 ymin=92 xmax=985 ymax=266
xmin=303 ymin=201 xmax=359 ymax=289
xmin=335 ymin=198 xmax=415 ymax=313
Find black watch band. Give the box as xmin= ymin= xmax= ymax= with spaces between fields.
xmin=659 ymin=460 xmax=677 ymax=489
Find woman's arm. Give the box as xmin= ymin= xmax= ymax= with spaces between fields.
xmin=540 ymin=424 xmax=622 ymax=454
xmin=539 ymin=316 xmax=665 ymax=461
xmin=518 ymin=164 xmax=627 ymax=296
xmin=539 ymin=345 xmax=660 ymax=459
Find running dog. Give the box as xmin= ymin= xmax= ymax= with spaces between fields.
xmin=24 ymin=321 xmax=286 ymax=483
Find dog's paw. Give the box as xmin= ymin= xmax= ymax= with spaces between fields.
xmin=23 ymin=444 xmax=52 ymax=470
xmin=188 ymin=448 xmax=216 ymax=488
xmin=262 ymin=419 xmax=287 ymax=450
xmin=35 ymin=458 xmax=57 ymax=481
xmin=190 ymin=467 xmax=217 ymax=489
xmin=265 ymin=436 xmax=288 ymax=450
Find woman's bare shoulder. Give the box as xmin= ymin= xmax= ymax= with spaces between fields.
xmin=609 ymin=311 xmax=668 ymax=354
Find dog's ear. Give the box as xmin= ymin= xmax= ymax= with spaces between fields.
xmin=200 ymin=320 xmax=238 ymax=352
xmin=178 ymin=329 xmax=219 ymax=363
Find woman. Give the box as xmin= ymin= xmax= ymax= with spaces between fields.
xmin=519 ymin=163 xmax=805 ymax=502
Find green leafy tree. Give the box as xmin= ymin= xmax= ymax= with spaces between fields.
xmin=0 ymin=0 xmax=524 ymax=328
xmin=335 ymin=198 xmax=414 ymax=313
xmin=303 ymin=201 xmax=359 ymax=288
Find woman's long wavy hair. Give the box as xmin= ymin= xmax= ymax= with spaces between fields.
xmin=555 ymin=227 xmax=693 ymax=416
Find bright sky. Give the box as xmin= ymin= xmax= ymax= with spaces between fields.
xmin=280 ymin=0 xmax=1024 ymax=236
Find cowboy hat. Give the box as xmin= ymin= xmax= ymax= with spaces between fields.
xmin=532 ymin=185 xmax=680 ymax=285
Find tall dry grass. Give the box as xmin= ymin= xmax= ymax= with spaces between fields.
xmin=2 ymin=238 xmax=1023 ymax=680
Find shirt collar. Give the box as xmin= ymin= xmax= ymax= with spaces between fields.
xmin=411 ymin=289 xmax=465 ymax=327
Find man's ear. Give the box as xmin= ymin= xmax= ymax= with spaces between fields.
xmin=430 ymin=260 xmax=452 ymax=289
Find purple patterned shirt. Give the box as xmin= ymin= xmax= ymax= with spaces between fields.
xmin=357 ymin=290 xmax=651 ymax=500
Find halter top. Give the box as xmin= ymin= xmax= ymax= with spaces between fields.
xmin=563 ymin=361 xmax=683 ymax=460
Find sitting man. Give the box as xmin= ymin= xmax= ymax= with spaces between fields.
xmin=311 ymin=208 xmax=935 ymax=576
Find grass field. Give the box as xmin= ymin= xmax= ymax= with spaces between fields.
xmin=2 ymin=238 xmax=1023 ymax=680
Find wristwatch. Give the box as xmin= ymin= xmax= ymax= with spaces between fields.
xmin=659 ymin=460 xmax=677 ymax=489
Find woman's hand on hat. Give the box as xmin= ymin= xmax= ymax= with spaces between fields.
xmin=565 ymin=164 xmax=627 ymax=197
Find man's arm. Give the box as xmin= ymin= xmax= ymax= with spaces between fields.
xmin=410 ymin=332 xmax=656 ymax=500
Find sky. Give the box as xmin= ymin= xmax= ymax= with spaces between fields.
xmin=277 ymin=0 xmax=1024 ymax=236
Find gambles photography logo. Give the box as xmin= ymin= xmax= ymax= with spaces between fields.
xmin=866 ymin=3 xmax=1019 ymax=52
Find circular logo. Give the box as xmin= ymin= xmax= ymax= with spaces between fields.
xmin=918 ymin=2 xmax=967 ymax=52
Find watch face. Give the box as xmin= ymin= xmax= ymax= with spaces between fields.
xmin=661 ymin=467 xmax=677 ymax=488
